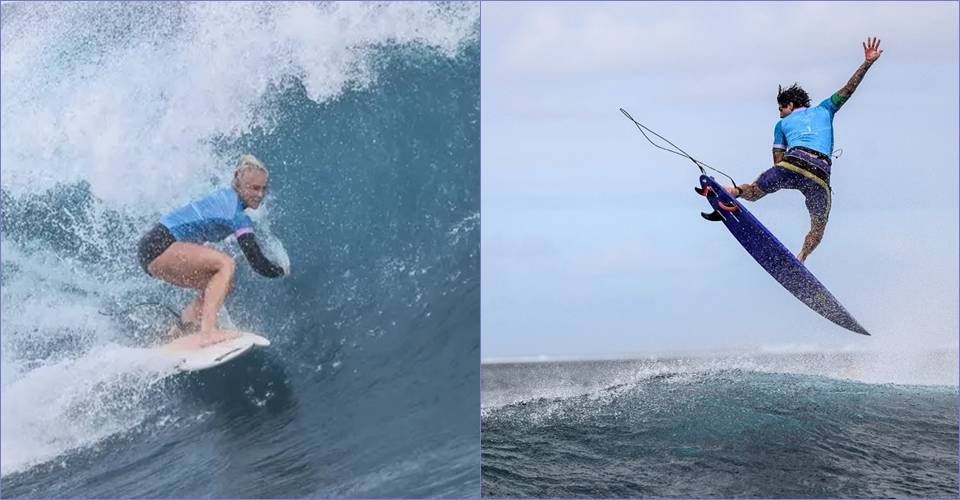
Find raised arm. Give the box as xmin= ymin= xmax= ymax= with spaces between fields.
xmin=837 ymin=37 xmax=883 ymax=100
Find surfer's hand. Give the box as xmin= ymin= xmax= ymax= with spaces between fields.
xmin=863 ymin=37 xmax=882 ymax=64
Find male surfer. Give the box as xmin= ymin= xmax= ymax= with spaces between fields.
xmin=725 ymin=37 xmax=883 ymax=263
xmin=136 ymin=155 xmax=286 ymax=346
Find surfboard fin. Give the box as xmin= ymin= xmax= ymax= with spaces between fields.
xmin=701 ymin=210 xmax=724 ymax=222
xmin=694 ymin=186 xmax=717 ymax=198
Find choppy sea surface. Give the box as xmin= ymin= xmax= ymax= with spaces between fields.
xmin=482 ymin=351 xmax=958 ymax=498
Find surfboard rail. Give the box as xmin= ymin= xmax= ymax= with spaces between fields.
xmin=159 ymin=331 xmax=271 ymax=371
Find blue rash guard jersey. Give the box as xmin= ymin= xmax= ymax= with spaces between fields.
xmin=773 ymin=93 xmax=846 ymax=157
xmin=160 ymin=188 xmax=254 ymax=243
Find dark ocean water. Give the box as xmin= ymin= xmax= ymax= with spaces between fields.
xmin=482 ymin=355 xmax=958 ymax=498
xmin=1 ymin=3 xmax=479 ymax=497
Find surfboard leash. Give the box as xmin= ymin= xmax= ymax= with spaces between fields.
xmin=101 ymin=301 xmax=190 ymax=331
xmin=619 ymin=107 xmax=739 ymax=188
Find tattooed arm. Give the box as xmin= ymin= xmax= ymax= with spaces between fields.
xmin=837 ymin=37 xmax=883 ymax=101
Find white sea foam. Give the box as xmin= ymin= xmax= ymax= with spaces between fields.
xmin=0 ymin=344 xmax=176 ymax=476
xmin=1 ymin=2 xmax=478 ymax=210
xmin=0 ymin=241 xmax=176 ymax=476
xmin=481 ymin=347 xmax=958 ymax=414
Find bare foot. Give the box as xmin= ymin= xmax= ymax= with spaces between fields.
xmin=198 ymin=329 xmax=241 ymax=347
xmin=724 ymin=185 xmax=743 ymax=198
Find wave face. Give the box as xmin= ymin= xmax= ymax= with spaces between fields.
xmin=482 ymin=356 xmax=958 ymax=498
xmin=1 ymin=2 xmax=479 ymax=497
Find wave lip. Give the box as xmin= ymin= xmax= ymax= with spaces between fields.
xmin=482 ymin=359 xmax=959 ymax=498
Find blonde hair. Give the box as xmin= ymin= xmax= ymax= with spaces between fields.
xmin=232 ymin=154 xmax=268 ymax=187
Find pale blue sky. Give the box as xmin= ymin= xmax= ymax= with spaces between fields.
xmin=481 ymin=2 xmax=959 ymax=360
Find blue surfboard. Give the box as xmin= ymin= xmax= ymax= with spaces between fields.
xmin=697 ymin=175 xmax=869 ymax=336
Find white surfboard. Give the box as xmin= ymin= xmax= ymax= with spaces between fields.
xmin=159 ymin=331 xmax=270 ymax=372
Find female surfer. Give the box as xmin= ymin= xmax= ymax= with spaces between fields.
xmin=136 ymin=154 xmax=286 ymax=346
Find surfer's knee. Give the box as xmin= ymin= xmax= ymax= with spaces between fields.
xmin=214 ymin=254 xmax=236 ymax=276
xmin=810 ymin=222 xmax=826 ymax=239
xmin=805 ymin=220 xmax=826 ymax=247
xmin=809 ymin=211 xmax=828 ymax=234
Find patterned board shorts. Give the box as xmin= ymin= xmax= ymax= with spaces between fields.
xmin=756 ymin=148 xmax=832 ymax=224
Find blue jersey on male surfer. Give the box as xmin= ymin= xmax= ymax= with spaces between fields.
xmin=726 ymin=37 xmax=883 ymax=263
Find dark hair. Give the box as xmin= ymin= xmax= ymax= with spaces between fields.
xmin=777 ymin=83 xmax=811 ymax=109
